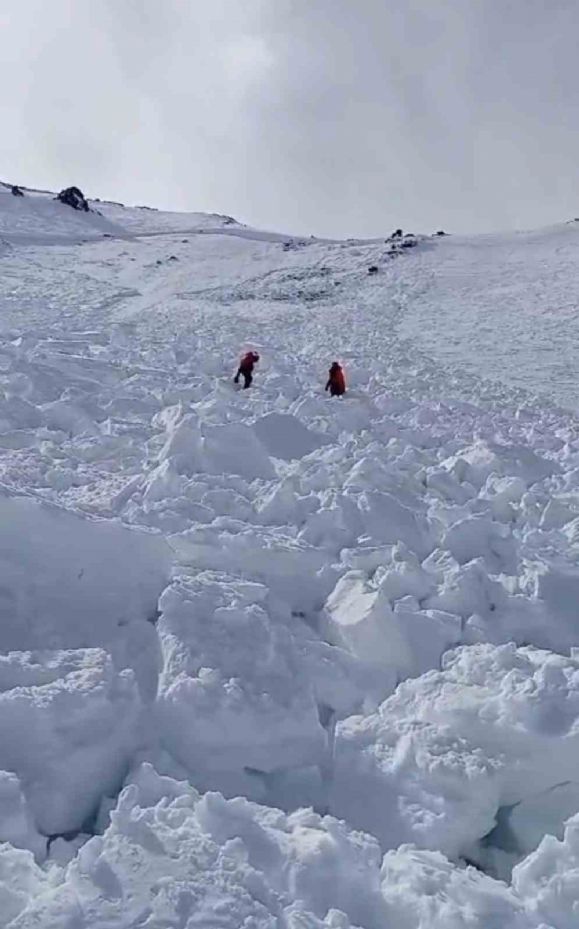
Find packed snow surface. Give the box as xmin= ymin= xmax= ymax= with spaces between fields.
xmin=1 ymin=183 xmax=579 ymax=925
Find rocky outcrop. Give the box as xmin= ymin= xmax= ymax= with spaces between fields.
xmin=55 ymin=187 xmax=90 ymax=212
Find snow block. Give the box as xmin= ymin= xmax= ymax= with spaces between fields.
xmin=513 ymin=811 xmax=579 ymax=928
xmin=253 ymin=412 xmax=330 ymax=460
xmin=442 ymin=440 xmax=559 ymax=490
xmin=323 ymin=570 xmax=460 ymax=685
xmin=357 ymin=490 xmax=436 ymax=558
xmin=156 ymin=578 xmax=325 ymax=791
xmin=9 ymin=770 xmax=543 ymax=928
xmin=330 ymin=643 xmax=579 ymax=859
xmin=383 ymin=846 xmax=538 ymax=929
xmin=159 ymin=412 xmax=276 ymax=480
xmin=0 ymin=771 xmax=46 ymax=860
xmin=0 ymin=485 xmax=171 ymax=683
xmin=15 ymin=778 xmax=388 ymax=928
xmin=169 ymin=524 xmax=330 ymax=613
xmin=0 ymin=844 xmax=53 ymax=925
xmin=0 ymin=648 xmax=141 ymax=834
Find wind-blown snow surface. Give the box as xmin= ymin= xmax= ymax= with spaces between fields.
xmin=2 ymin=184 xmax=579 ymax=925
xmin=400 ymin=222 xmax=579 ymax=411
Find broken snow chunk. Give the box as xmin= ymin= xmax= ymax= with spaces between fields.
xmin=0 ymin=648 xmax=142 ymax=834
xmin=331 ymin=643 xmax=579 ymax=863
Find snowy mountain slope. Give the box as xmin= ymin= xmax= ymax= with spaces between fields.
xmin=94 ymin=197 xmax=250 ymax=236
xmin=0 ymin=183 xmax=346 ymax=246
xmin=399 ymin=221 xmax=579 ymax=410
xmin=0 ymin=184 xmax=127 ymax=244
xmin=2 ymin=185 xmax=579 ymax=926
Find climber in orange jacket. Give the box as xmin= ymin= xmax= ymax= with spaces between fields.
xmin=325 ymin=361 xmax=346 ymax=397
xmin=234 ymin=351 xmax=260 ymax=389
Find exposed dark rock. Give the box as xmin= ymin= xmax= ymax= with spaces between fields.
xmin=368 ymin=265 xmax=379 ymax=274
xmin=56 ymin=186 xmax=90 ymax=212
xmin=11 ymin=185 xmax=24 ymax=197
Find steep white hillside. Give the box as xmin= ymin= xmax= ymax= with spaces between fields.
xmin=400 ymin=222 xmax=579 ymax=409
xmin=0 ymin=182 xmax=329 ymax=245
xmin=0 ymin=184 xmax=126 ymax=243
xmin=94 ymin=197 xmax=243 ymax=234
xmin=1 ymin=184 xmax=579 ymax=926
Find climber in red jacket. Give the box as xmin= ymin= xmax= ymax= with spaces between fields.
xmin=325 ymin=361 xmax=346 ymax=397
xmin=234 ymin=351 xmax=260 ymax=389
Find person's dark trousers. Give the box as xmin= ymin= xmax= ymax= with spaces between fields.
xmin=235 ymin=368 xmax=253 ymax=388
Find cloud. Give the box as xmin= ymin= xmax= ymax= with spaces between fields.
xmin=1 ymin=0 xmax=578 ymax=235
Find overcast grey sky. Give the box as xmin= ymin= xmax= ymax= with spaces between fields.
xmin=1 ymin=1 xmax=578 ymax=237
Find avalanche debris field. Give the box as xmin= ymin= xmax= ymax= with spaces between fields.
xmin=2 ymin=184 xmax=579 ymax=927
